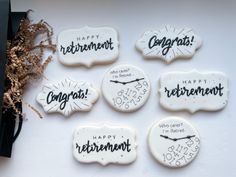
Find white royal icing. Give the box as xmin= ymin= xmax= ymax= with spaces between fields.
xmin=36 ymin=78 xmax=99 ymax=116
xmin=73 ymin=124 xmax=137 ymax=165
xmin=102 ymin=64 xmax=151 ymax=112
xmin=57 ymin=26 xmax=119 ymax=67
xmin=159 ymin=70 xmax=228 ymax=113
xmin=148 ymin=117 xmax=200 ymax=168
xmin=136 ymin=25 xmax=202 ymax=63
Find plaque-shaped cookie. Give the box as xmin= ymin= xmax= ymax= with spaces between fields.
xmin=159 ymin=70 xmax=228 ymax=113
xmin=136 ymin=25 xmax=202 ymax=63
xmin=57 ymin=26 xmax=119 ymax=67
xmin=73 ymin=124 xmax=137 ymax=165
xmin=36 ymin=78 xmax=99 ymax=116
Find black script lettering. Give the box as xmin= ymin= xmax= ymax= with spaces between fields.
xmin=76 ymin=139 xmax=132 ymax=154
xmin=148 ymin=35 xmax=192 ymax=55
xmin=164 ymin=83 xmax=224 ymax=98
xmin=60 ymin=38 xmax=114 ymax=55
xmin=46 ymin=89 xmax=88 ymax=110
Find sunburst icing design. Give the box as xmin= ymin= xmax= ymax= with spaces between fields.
xmin=37 ymin=78 xmax=99 ymax=116
xmin=136 ymin=25 xmax=202 ymax=63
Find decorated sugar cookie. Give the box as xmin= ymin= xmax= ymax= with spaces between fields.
xmin=36 ymin=78 xmax=99 ymax=116
xmin=57 ymin=26 xmax=119 ymax=67
xmin=102 ymin=64 xmax=151 ymax=112
xmin=159 ymin=70 xmax=228 ymax=113
xmin=73 ymin=124 xmax=137 ymax=165
xmin=136 ymin=25 xmax=202 ymax=63
xmin=148 ymin=117 xmax=200 ymax=168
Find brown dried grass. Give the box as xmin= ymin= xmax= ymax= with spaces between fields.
xmin=3 ymin=17 xmax=56 ymax=118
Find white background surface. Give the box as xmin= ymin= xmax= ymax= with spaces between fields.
xmin=0 ymin=0 xmax=236 ymax=177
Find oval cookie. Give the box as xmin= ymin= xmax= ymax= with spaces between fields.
xmin=102 ymin=64 xmax=151 ymax=112
xmin=148 ymin=117 xmax=200 ymax=168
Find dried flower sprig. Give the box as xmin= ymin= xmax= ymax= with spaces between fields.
xmin=3 ymin=17 xmax=56 ymax=118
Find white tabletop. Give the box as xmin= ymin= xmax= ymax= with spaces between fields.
xmin=1 ymin=0 xmax=235 ymax=177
